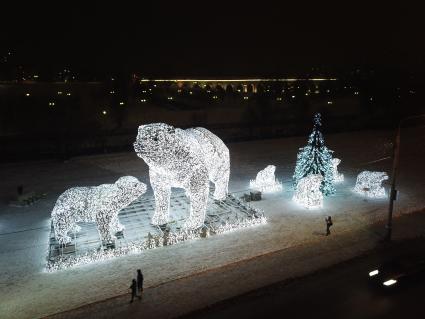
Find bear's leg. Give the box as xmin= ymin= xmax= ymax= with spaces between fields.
xmin=111 ymin=214 xmax=125 ymax=233
xmin=183 ymin=169 xmax=209 ymax=229
xmin=212 ymin=168 xmax=229 ymax=200
xmin=96 ymin=211 xmax=115 ymax=244
xmin=150 ymin=171 xmax=171 ymax=225
xmin=52 ymin=208 xmax=74 ymax=245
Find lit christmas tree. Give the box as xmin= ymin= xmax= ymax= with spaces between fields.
xmin=293 ymin=113 xmax=335 ymax=195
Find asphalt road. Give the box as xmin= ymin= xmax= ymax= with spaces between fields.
xmin=182 ymin=238 xmax=425 ymax=319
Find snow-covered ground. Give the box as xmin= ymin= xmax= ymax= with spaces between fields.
xmin=0 ymin=128 xmax=424 ymax=319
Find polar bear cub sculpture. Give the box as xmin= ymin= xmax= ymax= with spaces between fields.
xmin=293 ymin=174 xmax=323 ymax=208
xmin=52 ymin=176 xmax=147 ymax=245
xmin=134 ymin=123 xmax=230 ymax=229
xmin=250 ymin=165 xmax=282 ymax=192
xmin=354 ymin=171 xmax=388 ymax=198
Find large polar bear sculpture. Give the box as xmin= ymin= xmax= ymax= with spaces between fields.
xmin=133 ymin=123 xmax=230 ymax=229
xmin=51 ymin=176 xmax=147 ymax=245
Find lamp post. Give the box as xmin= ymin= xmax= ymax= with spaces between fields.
xmin=385 ymin=114 xmax=425 ymax=241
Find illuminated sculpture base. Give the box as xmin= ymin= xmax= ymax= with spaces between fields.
xmin=46 ymin=191 xmax=266 ymax=272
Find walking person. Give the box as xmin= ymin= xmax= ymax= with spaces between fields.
xmin=129 ymin=279 xmax=141 ymax=303
xmin=137 ymin=269 xmax=144 ymax=297
xmin=325 ymin=216 xmax=333 ymax=236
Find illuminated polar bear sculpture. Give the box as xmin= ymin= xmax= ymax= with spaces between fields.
xmin=249 ymin=165 xmax=282 ymax=192
xmin=332 ymin=158 xmax=344 ymax=183
xmin=353 ymin=171 xmax=388 ymax=198
xmin=293 ymin=174 xmax=323 ymax=208
xmin=51 ymin=176 xmax=147 ymax=245
xmin=134 ymin=123 xmax=230 ymax=229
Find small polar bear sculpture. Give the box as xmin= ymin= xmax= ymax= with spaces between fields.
xmin=51 ymin=176 xmax=147 ymax=245
xmin=134 ymin=123 xmax=230 ymax=229
xmin=354 ymin=171 xmax=388 ymax=198
xmin=293 ymin=174 xmax=323 ymax=208
xmin=249 ymin=165 xmax=282 ymax=192
xmin=332 ymin=158 xmax=344 ymax=183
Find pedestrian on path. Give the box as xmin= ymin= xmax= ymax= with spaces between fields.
xmin=129 ymin=279 xmax=141 ymax=303
xmin=137 ymin=269 xmax=144 ymax=296
xmin=325 ymin=216 xmax=333 ymax=236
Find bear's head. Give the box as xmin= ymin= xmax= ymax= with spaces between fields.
xmin=133 ymin=123 xmax=178 ymax=167
xmin=115 ymin=176 xmax=147 ymax=203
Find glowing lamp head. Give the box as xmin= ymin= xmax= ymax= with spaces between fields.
xmin=369 ymin=269 xmax=379 ymax=277
xmin=383 ymin=279 xmax=397 ymax=286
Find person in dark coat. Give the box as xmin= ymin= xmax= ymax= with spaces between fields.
xmin=129 ymin=279 xmax=141 ymax=303
xmin=137 ymin=269 xmax=144 ymax=295
xmin=325 ymin=216 xmax=333 ymax=236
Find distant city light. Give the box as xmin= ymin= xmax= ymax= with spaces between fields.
xmin=139 ymin=78 xmax=338 ymax=83
xmin=102 ymin=110 xmax=107 ymax=115
xmin=369 ymin=97 xmax=373 ymax=101
xmin=189 ymin=91 xmax=193 ymax=95
xmin=305 ymin=93 xmax=309 ymax=96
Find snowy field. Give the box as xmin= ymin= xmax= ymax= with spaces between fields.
xmin=0 ymin=128 xmax=424 ymax=319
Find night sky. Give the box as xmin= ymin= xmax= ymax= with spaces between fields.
xmin=1 ymin=1 xmax=424 ymax=76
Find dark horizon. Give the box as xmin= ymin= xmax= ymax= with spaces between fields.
xmin=1 ymin=1 xmax=424 ymax=77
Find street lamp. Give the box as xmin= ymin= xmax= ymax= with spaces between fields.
xmin=385 ymin=114 xmax=425 ymax=241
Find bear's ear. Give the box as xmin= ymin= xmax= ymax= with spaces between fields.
xmin=166 ymin=125 xmax=175 ymax=135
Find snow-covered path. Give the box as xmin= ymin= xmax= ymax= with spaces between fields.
xmin=0 ymin=128 xmax=424 ymax=319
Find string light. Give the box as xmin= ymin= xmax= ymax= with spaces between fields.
xmin=353 ymin=171 xmax=388 ymax=198
xmin=293 ymin=174 xmax=323 ymax=209
xmin=249 ymin=165 xmax=282 ymax=193
xmin=134 ymin=123 xmax=230 ymax=229
xmin=51 ymin=176 xmax=147 ymax=245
